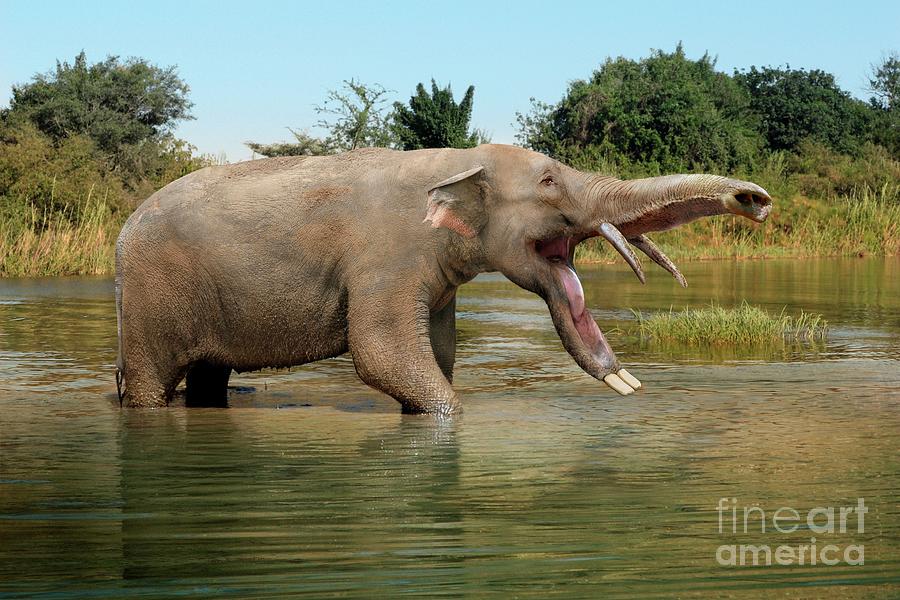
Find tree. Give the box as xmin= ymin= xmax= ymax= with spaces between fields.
xmin=734 ymin=65 xmax=869 ymax=154
xmin=865 ymin=52 xmax=900 ymax=157
xmin=246 ymin=80 xmax=396 ymax=157
xmin=868 ymin=52 xmax=900 ymax=111
xmin=516 ymin=45 xmax=762 ymax=174
xmin=317 ymin=79 xmax=397 ymax=151
xmin=4 ymin=51 xmax=193 ymax=175
xmin=392 ymin=80 xmax=486 ymax=150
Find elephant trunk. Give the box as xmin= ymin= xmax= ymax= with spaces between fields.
xmin=575 ymin=173 xmax=772 ymax=287
xmin=582 ymin=173 xmax=772 ymax=238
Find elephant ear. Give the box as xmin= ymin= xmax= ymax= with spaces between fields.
xmin=424 ymin=165 xmax=485 ymax=238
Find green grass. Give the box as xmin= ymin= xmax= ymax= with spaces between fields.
xmin=630 ymin=301 xmax=828 ymax=345
xmin=0 ymin=198 xmax=122 ymax=277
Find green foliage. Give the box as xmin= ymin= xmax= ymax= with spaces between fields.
xmin=865 ymin=53 xmax=900 ymax=157
xmin=786 ymin=141 xmax=900 ymax=197
xmin=0 ymin=188 xmax=121 ymax=277
xmin=392 ymin=80 xmax=487 ymax=150
xmin=517 ymin=45 xmax=762 ymax=174
xmin=4 ymin=51 xmax=193 ymax=182
xmin=124 ymin=135 xmax=213 ymax=201
xmin=867 ymin=109 xmax=900 ymax=158
xmin=0 ymin=119 xmax=208 ymax=276
xmin=317 ymin=79 xmax=397 ymax=150
xmin=0 ymin=120 xmax=127 ymax=276
xmin=868 ymin=52 xmax=900 ymax=111
xmin=734 ymin=65 xmax=869 ymax=154
xmin=0 ymin=121 xmax=125 ymax=228
xmin=517 ymin=45 xmax=899 ymax=175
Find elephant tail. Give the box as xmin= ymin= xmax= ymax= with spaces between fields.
xmin=114 ymin=245 xmax=125 ymax=405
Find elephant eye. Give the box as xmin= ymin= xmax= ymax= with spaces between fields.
xmin=541 ymin=175 xmax=555 ymax=186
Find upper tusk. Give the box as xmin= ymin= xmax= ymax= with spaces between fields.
xmin=598 ymin=222 xmax=645 ymax=284
xmin=629 ymin=234 xmax=687 ymax=288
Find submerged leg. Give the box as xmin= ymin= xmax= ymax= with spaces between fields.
xmin=121 ymin=362 xmax=177 ymax=408
xmin=349 ymin=291 xmax=460 ymax=416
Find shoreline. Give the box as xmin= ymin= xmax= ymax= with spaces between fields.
xmin=3 ymin=187 xmax=899 ymax=278
xmin=1 ymin=251 xmax=896 ymax=280
xmin=574 ymin=250 xmax=896 ymax=265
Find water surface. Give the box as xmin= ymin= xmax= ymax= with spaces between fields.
xmin=1 ymin=258 xmax=898 ymax=598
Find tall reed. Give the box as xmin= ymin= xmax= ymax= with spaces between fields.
xmin=0 ymin=192 xmax=122 ymax=277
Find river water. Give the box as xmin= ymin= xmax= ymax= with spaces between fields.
xmin=1 ymin=258 xmax=898 ymax=598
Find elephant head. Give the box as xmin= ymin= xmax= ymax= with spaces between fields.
xmin=425 ymin=145 xmax=771 ymax=396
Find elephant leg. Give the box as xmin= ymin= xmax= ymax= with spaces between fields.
xmin=430 ymin=294 xmax=457 ymax=384
xmin=185 ymin=361 xmax=231 ymax=407
xmin=121 ymin=360 xmax=178 ymax=408
xmin=348 ymin=292 xmax=460 ymax=416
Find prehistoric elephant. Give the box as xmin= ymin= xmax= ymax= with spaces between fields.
xmin=115 ymin=144 xmax=770 ymax=414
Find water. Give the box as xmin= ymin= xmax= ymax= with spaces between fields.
xmin=1 ymin=258 xmax=899 ymax=598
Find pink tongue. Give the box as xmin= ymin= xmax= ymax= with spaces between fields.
xmin=559 ymin=266 xmax=585 ymax=315
xmin=555 ymin=265 xmax=604 ymax=350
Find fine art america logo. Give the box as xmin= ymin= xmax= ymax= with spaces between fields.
xmin=716 ymin=498 xmax=867 ymax=566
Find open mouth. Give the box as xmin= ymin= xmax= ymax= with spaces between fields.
xmin=534 ymin=234 xmax=596 ymax=348
xmin=533 ymin=233 xmax=642 ymax=396
xmin=534 ymin=235 xmax=578 ymax=266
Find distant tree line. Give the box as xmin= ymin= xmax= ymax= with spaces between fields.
xmin=515 ymin=44 xmax=900 ymax=185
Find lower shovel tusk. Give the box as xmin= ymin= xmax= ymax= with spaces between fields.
xmin=617 ymin=368 xmax=641 ymax=389
xmin=603 ymin=373 xmax=634 ymax=395
xmin=629 ymin=234 xmax=687 ymax=288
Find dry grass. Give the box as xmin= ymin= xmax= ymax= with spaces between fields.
xmin=0 ymin=198 xmax=121 ymax=277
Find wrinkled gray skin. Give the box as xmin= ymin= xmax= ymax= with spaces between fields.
xmin=116 ymin=144 xmax=771 ymax=415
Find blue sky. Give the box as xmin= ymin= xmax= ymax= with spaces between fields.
xmin=2 ymin=0 xmax=898 ymax=161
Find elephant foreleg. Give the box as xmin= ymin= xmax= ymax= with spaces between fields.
xmin=348 ymin=292 xmax=460 ymax=416
xmin=430 ymin=294 xmax=457 ymax=384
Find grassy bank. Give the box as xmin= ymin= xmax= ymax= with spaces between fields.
xmin=2 ymin=185 xmax=898 ymax=278
xmin=2 ymin=166 xmax=899 ymax=278
xmin=0 ymin=198 xmax=123 ymax=277
xmin=631 ymin=302 xmax=828 ymax=345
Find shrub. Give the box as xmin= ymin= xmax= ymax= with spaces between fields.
xmin=0 ymin=122 xmax=126 ymax=228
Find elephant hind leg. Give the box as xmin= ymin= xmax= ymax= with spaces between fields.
xmin=185 ymin=361 xmax=231 ymax=407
